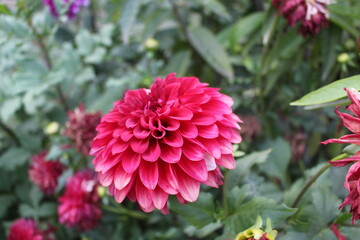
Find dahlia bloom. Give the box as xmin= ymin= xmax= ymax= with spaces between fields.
xmin=28 ymin=151 xmax=65 ymax=195
xmin=322 ymin=88 xmax=360 ymax=167
xmin=58 ymin=169 xmax=101 ymax=231
xmin=91 ymin=73 xmax=242 ymax=213
xmin=43 ymin=0 xmax=89 ymax=19
xmin=63 ymin=104 xmax=102 ymax=156
xmin=7 ymin=218 xmax=46 ymax=240
xmin=273 ymin=0 xmax=333 ymax=36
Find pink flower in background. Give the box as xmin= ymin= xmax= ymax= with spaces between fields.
xmin=43 ymin=0 xmax=89 ymax=19
xmin=58 ymin=169 xmax=101 ymax=231
xmin=91 ymin=73 xmax=242 ymax=213
xmin=322 ymin=88 xmax=360 ymax=167
xmin=7 ymin=218 xmax=45 ymax=240
xmin=273 ymin=0 xmax=333 ymax=36
xmin=28 ymin=151 xmax=65 ymax=195
xmin=63 ymin=104 xmax=102 ymax=156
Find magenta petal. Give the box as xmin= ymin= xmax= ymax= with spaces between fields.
xmin=160 ymin=144 xmax=181 ymax=163
xmin=322 ymin=134 xmax=360 ymax=145
xmin=336 ymin=108 xmax=360 ymax=133
xmin=178 ymin=157 xmax=208 ymax=181
xmin=176 ymin=167 xmax=200 ymax=202
xmin=152 ymin=187 xmax=168 ymax=210
xmin=121 ymin=150 xmax=141 ymax=173
xmin=158 ymin=162 xmax=179 ymax=194
xmin=112 ymin=140 xmax=128 ymax=154
xmin=130 ymin=138 xmax=149 ymax=154
xmin=197 ymin=124 xmax=219 ymax=139
xmin=192 ymin=112 xmax=217 ymax=125
xmin=179 ymin=121 xmax=198 ymax=138
xmin=182 ymin=140 xmax=204 ymax=161
xmin=113 ymin=178 xmax=134 ymax=203
xmin=216 ymin=154 xmax=236 ymax=169
xmin=125 ymin=117 xmax=139 ymax=128
xmin=201 ymin=100 xmax=232 ymax=114
xmin=114 ymin=164 xmax=133 ymax=190
xmin=169 ymin=108 xmax=193 ymax=120
xmin=139 ymin=161 xmax=158 ymax=190
xmin=200 ymin=138 xmax=221 ymax=159
xmin=133 ymin=125 xmax=150 ymax=139
xmin=142 ymin=140 xmax=161 ymax=162
xmin=136 ymin=180 xmax=153 ymax=210
xmin=162 ymin=131 xmax=183 ymax=147
xmin=160 ymin=116 xmax=180 ymax=131
xmin=98 ymin=169 xmax=114 ymax=187
xmin=120 ymin=128 xmax=133 ymax=142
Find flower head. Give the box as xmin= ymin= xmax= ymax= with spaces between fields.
xmin=28 ymin=151 xmax=65 ymax=195
xmin=7 ymin=218 xmax=47 ymax=240
xmin=58 ymin=169 xmax=101 ymax=231
xmin=63 ymin=104 xmax=102 ymax=156
xmin=273 ymin=0 xmax=333 ymax=36
xmin=322 ymin=88 xmax=360 ymax=167
xmin=43 ymin=0 xmax=89 ymax=19
xmin=91 ymin=73 xmax=242 ymax=213
xmin=235 ymin=217 xmax=278 ymax=240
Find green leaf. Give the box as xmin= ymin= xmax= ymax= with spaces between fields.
xmin=0 ymin=194 xmax=15 ymax=218
xmin=0 ymin=4 xmax=11 ymax=15
xmin=30 ymin=185 xmax=43 ymax=207
xmin=188 ymin=26 xmax=234 ymax=80
xmin=170 ymin=192 xmax=215 ymax=228
xmin=84 ymin=47 xmax=107 ymax=64
xmin=0 ymin=15 xmax=31 ymax=38
xmin=0 ymin=96 xmax=22 ymax=121
xmin=258 ymin=137 xmax=291 ymax=185
xmin=218 ymin=12 xmax=265 ymax=48
xmin=75 ymin=30 xmax=96 ymax=56
xmin=290 ymin=75 xmax=360 ymax=106
xmin=0 ymin=148 xmax=30 ymax=171
xmin=312 ymin=186 xmax=341 ymax=225
xmin=38 ymin=202 xmax=57 ymax=217
xmin=160 ymin=50 xmax=191 ymax=77
xmin=19 ymin=204 xmax=37 ymax=218
xmin=328 ymin=3 xmax=360 ymax=19
xmin=120 ymin=0 xmax=141 ymax=44
xmin=329 ymin=12 xmax=358 ymax=38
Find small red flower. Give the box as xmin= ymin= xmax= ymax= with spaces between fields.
xmin=63 ymin=104 xmax=102 ymax=156
xmin=273 ymin=0 xmax=333 ymax=36
xmin=28 ymin=151 xmax=65 ymax=195
xmin=330 ymin=224 xmax=347 ymax=240
xmin=58 ymin=169 xmax=101 ymax=231
xmin=7 ymin=218 xmax=46 ymax=240
xmin=91 ymin=73 xmax=242 ymax=213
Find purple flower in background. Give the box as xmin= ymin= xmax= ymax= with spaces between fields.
xmin=43 ymin=0 xmax=89 ymax=19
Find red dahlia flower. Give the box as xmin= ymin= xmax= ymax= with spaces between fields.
xmin=322 ymin=88 xmax=360 ymax=167
xmin=58 ymin=170 xmax=101 ymax=231
xmin=91 ymin=73 xmax=242 ymax=213
xmin=7 ymin=218 xmax=47 ymax=240
xmin=273 ymin=0 xmax=333 ymax=36
xmin=63 ymin=104 xmax=102 ymax=156
xmin=28 ymin=151 xmax=65 ymax=195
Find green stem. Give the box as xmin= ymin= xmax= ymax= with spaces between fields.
xmin=102 ymin=204 xmax=148 ymax=220
xmin=0 ymin=120 xmax=21 ymax=146
xmin=291 ymin=153 xmax=349 ymax=208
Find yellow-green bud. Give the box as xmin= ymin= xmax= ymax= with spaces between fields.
xmin=97 ymin=186 xmax=107 ymax=197
xmin=144 ymin=38 xmax=159 ymax=51
xmin=337 ymin=53 xmax=350 ymax=63
xmin=44 ymin=122 xmax=60 ymax=135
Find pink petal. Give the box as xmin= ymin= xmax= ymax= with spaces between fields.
xmin=152 ymin=187 xmax=168 ymax=210
xmin=133 ymin=125 xmax=150 ymax=139
xmin=112 ymin=140 xmax=129 ymax=154
xmin=336 ymin=107 xmax=360 ymax=133
xmin=158 ymin=162 xmax=179 ymax=194
xmin=202 ymin=169 xmax=223 ymax=188
xmin=130 ymin=137 xmax=149 ymax=154
xmin=125 ymin=116 xmax=139 ymax=128
xmin=178 ymin=157 xmax=208 ymax=181
xmin=322 ymin=134 xmax=360 ymax=145
xmin=200 ymin=138 xmax=221 ymax=159
xmin=218 ymin=137 xmax=234 ymax=154
xmin=162 ymin=131 xmax=183 ymax=147
xmin=168 ymin=108 xmax=193 ymax=120
xmin=121 ymin=149 xmax=141 ymax=173
xmin=113 ymin=177 xmax=135 ymax=203
xmin=182 ymin=140 xmax=204 ymax=161
xmin=201 ymin=100 xmax=232 ymax=114
xmin=120 ymin=128 xmax=133 ymax=142
xmin=160 ymin=144 xmax=181 ymax=163
xmin=204 ymin=153 xmax=216 ymax=171
xmin=136 ymin=180 xmax=153 ymax=210
xmin=346 ymin=88 xmax=360 ymax=117
xmin=160 ymin=116 xmax=180 ymax=131
xmin=216 ymin=154 xmax=236 ymax=169
xmin=192 ymin=112 xmax=217 ymax=126
xmin=175 ymin=167 xmax=200 ymax=202
xmin=179 ymin=121 xmax=198 ymax=138
xmin=142 ymin=140 xmax=161 ymax=162
xmin=139 ymin=161 xmax=158 ymax=190
xmin=197 ymin=124 xmax=219 ymax=139
xmin=98 ymin=168 xmax=114 ymax=186
xmin=114 ymin=164 xmax=133 ymax=190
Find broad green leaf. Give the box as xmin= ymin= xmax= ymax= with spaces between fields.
xmin=312 ymin=228 xmax=337 ymax=240
xmin=290 ymin=75 xmax=360 ymax=106
xmin=160 ymin=50 xmax=191 ymax=77
xmin=188 ymin=26 xmax=234 ymax=80
xmin=258 ymin=138 xmax=291 ymax=185
xmin=0 ymin=194 xmax=15 ymax=218
xmin=19 ymin=204 xmax=36 ymax=218
xmin=39 ymin=202 xmax=57 ymax=217
xmin=312 ymin=186 xmax=341 ymax=225
xmin=0 ymin=15 xmax=31 ymax=38
xmin=142 ymin=10 xmax=170 ymax=40
xmin=328 ymin=3 xmax=360 ymax=18
xmin=218 ymin=12 xmax=265 ymax=48
xmin=120 ymin=0 xmax=141 ymax=44
xmin=329 ymin=12 xmax=358 ymax=38
xmin=0 ymin=96 xmax=22 ymax=121
xmin=75 ymin=30 xmax=96 ymax=56
xmin=0 ymin=4 xmax=11 ymax=15
xmin=0 ymin=148 xmax=30 ymax=171
xmin=170 ymin=192 xmax=215 ymax=228
xmin=84 ymin=46 xmax=107 ymax=64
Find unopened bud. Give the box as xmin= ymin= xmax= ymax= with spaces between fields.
xmin=144 ymin=38 xmax=159 ymax=51
xmin=45 ymin=122 xmax=60 ymax=135
xmin=337 ymin=53 xmax=350 ymax=63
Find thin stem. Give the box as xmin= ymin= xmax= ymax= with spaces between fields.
xmin=89 ymin=0 xmax=98 ymax=33
xmin=0 ymin=120 xmax=21 ymax=146
xmin=102 ymin=204 xmax=148 ymax=220
xmin=291 ymin=153 xmax=349 ymax=208
xmin=28 ymin=22 xmax=69 ymax=112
